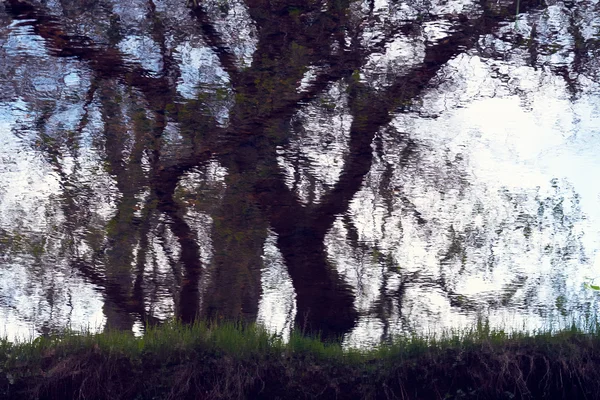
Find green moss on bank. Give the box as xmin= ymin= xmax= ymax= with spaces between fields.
xmin=1 ymin=320 xmax=600 ymax=399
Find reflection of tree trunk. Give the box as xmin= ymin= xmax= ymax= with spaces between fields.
xmin=255 ymin=160 xmax=358 ymax=341
xmin=98 ymin=83 xmax=139 ymax=332
xmin=133 ymin=200 xmax=154 ymax=327
xmin=99 ymin=82 xmax=168 ymax=331
xmin=202 ymin=133 xmax=271 ymax=322
xmin=279 ymin=229 xmax=356 ymax=340
xmin=103 ymin=298 xmax=136 ymax=332
xmin=155 ymin=172 xmax=204 ymax=324
xmin=202 ymin=172 xmax=268 ymax=323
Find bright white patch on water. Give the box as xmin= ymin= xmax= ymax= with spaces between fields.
xmin=0 ymin=101 xmax=113 ymax=341
xmin=63 ymin=72 xmax=81 ymax=87
xmin=279 ymin=82 xmax=353 ymax=204
xmin=423 ymin=20 xmax=456 ymax=43
xmin=0 ymin=116 xmax=61 ymax=231
xmin=4 ymin=22 xmax=49 ymax=57
xmin=132 ymin=320 xmax=145 ymax=337
xmin=118 ymin=35 xmax=163 ymax=74
xmin=0 ymin=260 xmax=105 ymax=342
xmin=297 ymin=66 xmax=319 ymax=93
xmin=430 ymin=0 xmax=475 ymax=14
xmin=60 ymin=279 xmax=106 ymax=335
xmin=200 ymin=0 xmax=258 ymax=68
xmin=344 ymin=316 xmax=384 ymax=349
xmin=257 ymin=229 xmax=296 ymax=339
xmin=174 ymin=42 xmax=230 ymax=100
xmin=182 ymin=210 xmax=214 ymax=266
xmin=363 ymin=36 xmax=426 ymax=89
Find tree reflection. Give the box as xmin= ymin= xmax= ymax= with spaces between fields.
xmin=1 ymin=0 xmax=597 ymax=340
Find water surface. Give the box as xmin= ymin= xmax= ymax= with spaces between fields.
xmin=0 ymin=0 xmax=599 ymax=345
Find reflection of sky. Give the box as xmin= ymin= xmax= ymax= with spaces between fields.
xmin=4 ymin=21 xmax=49 ymax=57
xmin=0 ymin=102 xmax=108 ymax=341
xmin=0 ymin=104 xmax=60 ymax=230
xmin=420 ymin=55 xmax=600 ymax=266
xmin=0 ymin=260 xmax=105 ymax=341
xmin=257 ymin=230 xmax=296 ymax=338
xmin=174 ymin=42 xmax=230 ymax=100
xmin=117 ymin=35 xmax=163 ymax=74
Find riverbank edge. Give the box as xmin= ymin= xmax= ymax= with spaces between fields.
xmin=1 ymin=320 xmax=599 ymax=399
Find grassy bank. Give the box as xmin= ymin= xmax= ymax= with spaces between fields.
xmin=1 ymin=320 xmax=600 ymax=399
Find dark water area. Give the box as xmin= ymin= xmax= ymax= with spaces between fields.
xmin=0 ymin=0 xmax=599 ymax=344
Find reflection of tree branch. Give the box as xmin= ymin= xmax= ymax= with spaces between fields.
xmin=189 ymin=5 xmax=240 ymax=82
xmin=312 ymin=0 xmax=540 ymax=233
xmin=5 ymin=0 xmax=177 ymax=111
xmin=69 ymin=78 xmax=98 ymax=159
xmin=154 ymin=220 xmax=183 ymax=316
xmin=147 ymin=0 xmax=182 ymax=84
xmin=192 ymin=0 xmax=360 ymax=124
xmin=71 ymin=257 xmax=160 ymax=326
xmin=6 ymin=0 xmax=219 ymax=170
xmin=374 ymin=267 xmax=482 ymax=337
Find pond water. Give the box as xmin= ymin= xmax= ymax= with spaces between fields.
xmin=0 ymin=0 xmax=599 ymax=345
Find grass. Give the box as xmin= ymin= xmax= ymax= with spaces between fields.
xmin=1 ymin=318 xmax=600 ymax=399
